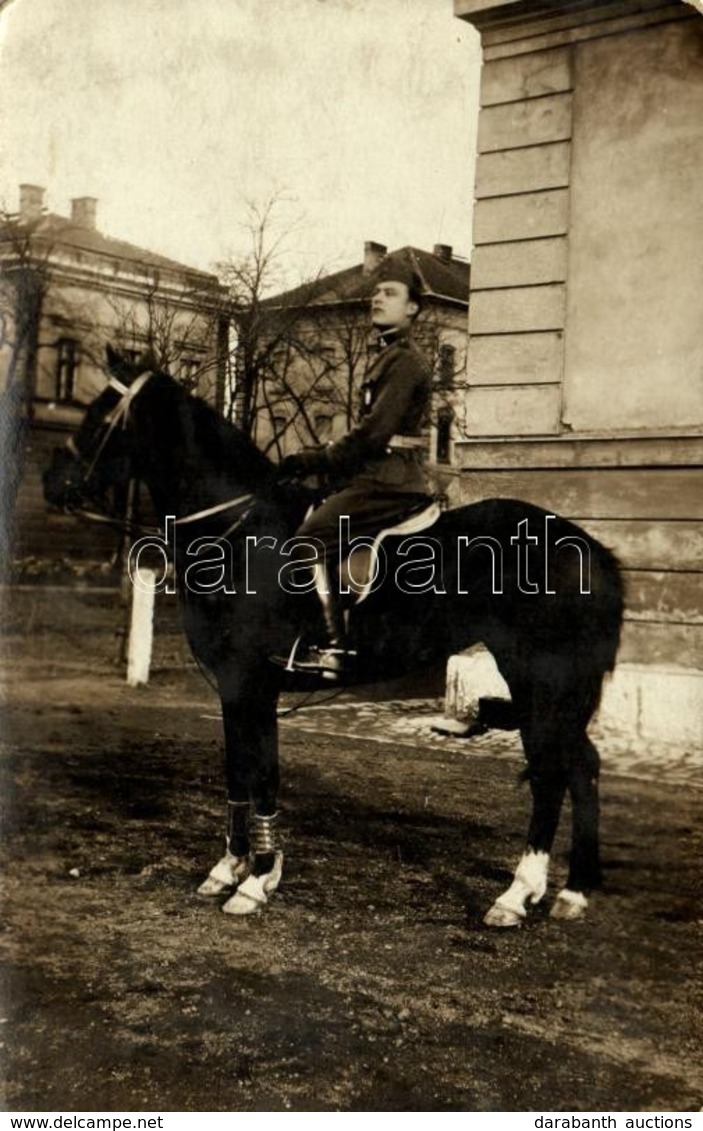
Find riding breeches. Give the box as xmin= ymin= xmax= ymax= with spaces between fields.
xmin=295 ymin=483 xmax=433 ymax=557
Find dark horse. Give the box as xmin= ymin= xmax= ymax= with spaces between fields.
xmin=43 ymin=350 xmax=624 ymax=927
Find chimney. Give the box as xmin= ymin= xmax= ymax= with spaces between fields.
xmin=433 ymin=243 xmax=452 ymax=264
xmin=19 ymin=184 xmax=45 ymax=223
xmin=363 ymin=240 xmax=387 ymax=276
xmin=71 ymin=196 xmax=98 ymax=230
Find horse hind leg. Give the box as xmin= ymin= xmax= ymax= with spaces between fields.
xmin=484 ymin=770 xmax=567 ymax=927
xmin=483 ymin=664 xmax=570 ymax=928
xmin=483 ymin=600 xmax=610 ymax=927
xmin=485 ymin=726 xmax=601 ymax=927
xmin=484 ymin=847 xmax=553 ymax=928
xmin=550 ymin=735 xmax=601 ymax=921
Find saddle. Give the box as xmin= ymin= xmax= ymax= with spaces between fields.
xmin=339 ymin=500 xmax=441 ymax=604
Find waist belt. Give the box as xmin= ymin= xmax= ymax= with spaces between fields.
xmin=387 ymin=434 xmax=427 ymax=452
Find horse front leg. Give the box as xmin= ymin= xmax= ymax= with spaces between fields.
xmin=222 ymin=809 xmax=283 ymax=916
xmin=199 ymin=669 xmax=284 ymax=914
xmin=197 ymin=798 xmax=251 ymax=896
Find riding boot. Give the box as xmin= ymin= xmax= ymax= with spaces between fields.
xmin=317 ymin=562 xmax=346 ymax=648
xmin=289 ymin=561 xmax=357 ymax=678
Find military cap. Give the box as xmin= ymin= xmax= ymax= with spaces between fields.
xmin=374 ymin=255 xmax=424 ymax=308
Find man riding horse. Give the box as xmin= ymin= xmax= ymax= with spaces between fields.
xmin=276 ymin=255 xmax=435 ymax=678
xmin=43 ymin=318 xmax=624 ymax=923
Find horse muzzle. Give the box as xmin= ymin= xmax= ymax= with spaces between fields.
xmin=42 ymin=447 xmax=91 ymax=512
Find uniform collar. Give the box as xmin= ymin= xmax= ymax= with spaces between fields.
xmin=376 ymin=326 xmax=410 ymax=351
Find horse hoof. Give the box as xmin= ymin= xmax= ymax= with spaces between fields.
xmin=483 ymin=902 xmax=525 ymax=928
xmin=197 ymin=852 xmax=249 ymax=897
xmin=222 ymin=874 xmax=267 ymax=915
xmin=550 ymin=889 xmax=588 ymax=921
xmin=221 ymin=852 xmax=283 ymax=916
xmin=262 ymin=851 xmax=284 ymax=894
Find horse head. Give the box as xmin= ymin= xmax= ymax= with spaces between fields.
xmin=42 ymin=345 xmax=149 ymax=516
xmin=43 ymin=344 xmax=290 ymax=528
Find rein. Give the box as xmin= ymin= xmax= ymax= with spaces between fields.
xmin=173 ymin=492 xmax=255 ymax=529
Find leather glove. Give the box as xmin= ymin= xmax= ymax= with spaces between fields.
xmin=277 ymin=450 xmax=324 ymax=481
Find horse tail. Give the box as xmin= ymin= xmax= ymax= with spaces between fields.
xmin=572 ymin=539 xmax=626 ymax=727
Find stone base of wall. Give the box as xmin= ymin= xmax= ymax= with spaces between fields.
xmin=445 ymin=646 xmax=703 ymax=753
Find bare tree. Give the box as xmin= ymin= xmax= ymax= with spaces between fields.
xmin=217 ymin=194 xmax=335 ymax=441
xmin=0 ymin=207 xmax=60 ymax=568
xmin=304 ymin=300 xmax=369 ymax=430
xmin=103 ymin=265 xmax=229 ymax=404
xmin=244 ymin=298 xmax=368 ymax=458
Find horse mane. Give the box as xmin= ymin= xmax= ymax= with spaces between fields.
xmin=145 ymin=368 xmax=276 ymax=490
xmin=190 ymin=388 xmax=275 ymax=480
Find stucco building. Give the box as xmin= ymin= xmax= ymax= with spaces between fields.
xmin=0 ymin=185 xmax=228 ymax=567
xmin=448 ymin=0 xmax=703 ymax=750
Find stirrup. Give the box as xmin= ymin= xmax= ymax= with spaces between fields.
xmin=269 ymin=633 xmax=306 ymax=672
xmin=288 ymin=646 xmax=357 ymax=676
xmin=270 ymin=640 xmax=357 ymax=681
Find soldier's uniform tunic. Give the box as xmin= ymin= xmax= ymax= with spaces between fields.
xmin=295 ymin=327 xmax=434 ymax=555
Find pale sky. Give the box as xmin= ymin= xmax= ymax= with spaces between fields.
xmin=0 ymin=0 xmax=481 ymax=287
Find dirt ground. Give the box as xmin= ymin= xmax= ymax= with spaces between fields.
xmin=0 ymin=587 xmax=701 ymax=1113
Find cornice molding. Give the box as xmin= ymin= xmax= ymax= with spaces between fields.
xmin=454 ymin=0 xmax=688 ymax=35
xmin=453 ymin=432 xmax=703 ymax=470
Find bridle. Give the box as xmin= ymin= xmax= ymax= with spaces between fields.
xmin=64 ymin=369 xmax=256 ymax=541
xmin=73 ymin=369 xmax=155 ymax=483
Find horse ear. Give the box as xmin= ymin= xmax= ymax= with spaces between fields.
xmin=140 ymin=347 xmax=158 ymax=372
xmin=105 ymin=343 xmax=121 ymax=372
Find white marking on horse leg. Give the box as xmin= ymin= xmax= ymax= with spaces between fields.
xmin=550 ymin=887 xmax=589 ymax=920
xmin=197 ymin=848 xmax=250 ymax=897
xmin=484 ymin=850 xmax=550 ymax=928
xmin=221 ymin=851 xmax=284 ymax=916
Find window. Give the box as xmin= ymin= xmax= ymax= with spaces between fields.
xmin=318 ymin=344 xmax=336 ymax=364
xmin=179 ymin=357 xmax=201 ymax=388
xmin=55 ymin=338 xmax=80 ymax=402
xmin=438 ymin=343 xmax=456 ymax=390
xmin=436 ymin=407 xmax=453 ymax=464
xmin=271 ymin=346 xmax=290 ymax=369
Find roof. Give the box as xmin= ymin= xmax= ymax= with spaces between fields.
xmin=264 ymin=245 xmax=470 ymax=310
xmin=0 ymin=213 xmax=218 ymax=283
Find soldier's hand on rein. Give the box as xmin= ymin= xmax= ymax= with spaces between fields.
xmin=277 ymin=451 xmax=322 ymax=482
